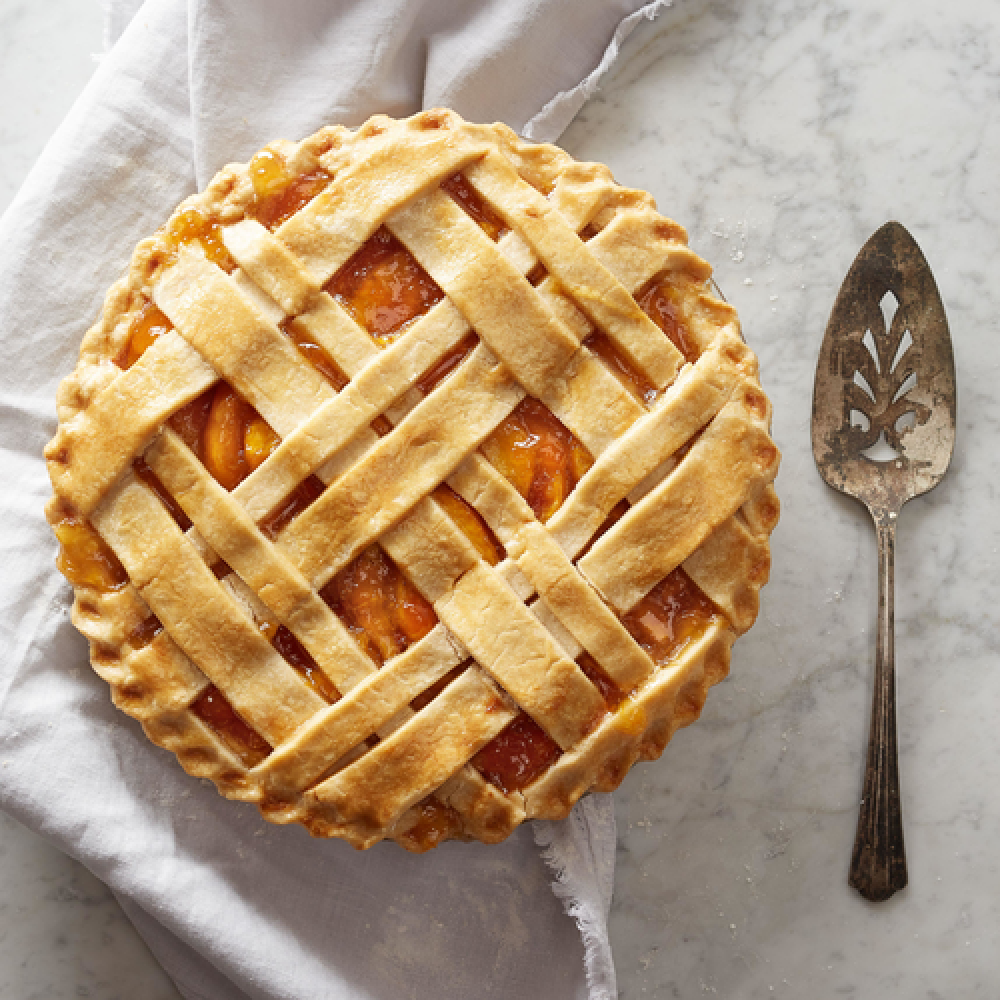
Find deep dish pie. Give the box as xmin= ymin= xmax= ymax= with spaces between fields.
xmin=46 ymin=110 xmax=779 ymax=851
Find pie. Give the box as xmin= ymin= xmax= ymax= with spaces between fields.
xmin=45 ymin=110 xmax=780 ymax=851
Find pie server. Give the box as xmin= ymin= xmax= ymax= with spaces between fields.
xmin=811 ymin=221 xmax=956 ymax=901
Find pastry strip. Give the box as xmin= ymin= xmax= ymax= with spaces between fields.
xmin=154 ymin=247 xmax=334 ymax=435
xmin=307 ymin=667 xmax=517 ymax=844
xmin=92 ymin=470 xmax=326 ymax=744
xmin=380 ymin=496 xmax=605 ymax=748
xmin=278 ymin=132 xmax=490 ymax=284
xmin=580 ymin=392 xmax=781 ymax=612
xmin=49 ymin=331 xmax=217 ymax=515
xmin=464 ymin=153 xmax=683 ymax=388
xmin=277 ymin=344 xmax=524 ymax=589
xmin=144 ymin=428 xmax=376 ymax=692
xmin=546 ymin=342 xmax=749 ymax=559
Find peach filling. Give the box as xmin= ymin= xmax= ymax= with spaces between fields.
xmin=160 ymin=206 xmax=235 ymax=272
xmin=127 ymin=615 xmax=163 ymax=649
xmin=328 ymin=227 xmax=444 ymax=346
xmin=115 ymin=303 xmax=173 ymax=370
xmin=52 ymin=512 xmax=127 ymax=593
xmin=471 ymin=713 xmax=561 ymax=794
xmin=396 ymin=797 xmax=463 ymax=853
xmin=481 ymin=398 xmax=593 ymax=523
xmin=622 ymin=568 xmax=721 ymax=664
xmin=169 ymin=384 xmax=280 ymax=492
xmin=440 ymin=174 xmax=508 ymax=241
xmin=247 ymin=148 xmax=331 ymax=231
xmin=321 ymin=545 xmax=437 ymax=667
xmin=191 ymin=685 xmax=272 ymax=768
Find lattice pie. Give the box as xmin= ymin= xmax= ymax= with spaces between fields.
xmin=46 ymin=111 xmax=779 ymax=851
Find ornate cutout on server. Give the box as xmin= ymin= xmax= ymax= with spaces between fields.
xmin=813 ymin=221 xmax=955 ymax=506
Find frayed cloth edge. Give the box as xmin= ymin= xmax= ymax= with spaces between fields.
xmin=534 ymin=796 xmax=617 ymax=1000
xmin=522 ymin=0 xmax=672 ymax=141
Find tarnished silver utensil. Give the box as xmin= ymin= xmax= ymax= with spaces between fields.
xmin=812 ymin=221 xmax=956 ymax=902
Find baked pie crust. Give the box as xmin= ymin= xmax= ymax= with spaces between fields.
xmin=46 ymin=110 xmax=780 ymax=851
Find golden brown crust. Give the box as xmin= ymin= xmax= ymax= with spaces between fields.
xmin=46 ymin=109 xmax=779 ymax=851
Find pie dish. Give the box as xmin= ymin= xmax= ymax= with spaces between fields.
xmin=45 ymin=109 xmax=780 ymax=851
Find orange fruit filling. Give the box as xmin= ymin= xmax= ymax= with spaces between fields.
xmin=191 ymin=685 xmax=272 ymax=768
xmin=440 ymin=174 xmax=508 ymax=241
xmin=622 ymin=568 xmax=721 ymax=665
xmin=128 ymin=615 xmax=164 ymax=649
xmin=247 ymin=149 xmax=331 ymax=231
xmin=471 ymin=712 xmax=562 ymax=793
xmin=170 ymin=384 xmax=280 ymax=492
xmin=161 ymin=206 xmax=235 ymax=272
xmin=321 ymin=545 xmax=437 ymax=667
xmin=638 ymin=278 xmax=700 ymax=363
xmin=327 ymin=227 xmax=444 ymax=346
xmin=395 ymin=796 xmax=463 ymax=853
xmin=52 ymin=512 xmax=127 ymax=593
xmin=115 ymin=303 xmax=173 ymax=370
xmin=480 ymin=397 xmax=593 ymax=522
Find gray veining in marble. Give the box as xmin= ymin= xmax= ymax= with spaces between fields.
xmin=3 ymin=0 xmax=1000 ymax=997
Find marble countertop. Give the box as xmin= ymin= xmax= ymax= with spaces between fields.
xmin=2 ymin=0 xmax=997 ymax=996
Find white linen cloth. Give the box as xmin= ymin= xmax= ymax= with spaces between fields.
xmin=0 ymin=1 xmax=665 ymax=997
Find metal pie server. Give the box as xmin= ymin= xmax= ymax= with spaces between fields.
xmin=811 ymin=221 xmax=956 ymax=902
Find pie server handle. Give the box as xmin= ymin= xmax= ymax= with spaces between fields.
xmin=848 ymin=510 xmax=908 ymax=902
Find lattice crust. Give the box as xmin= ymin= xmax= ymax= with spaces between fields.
xmin=46 ymin=110 xmax=780 ymax=851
